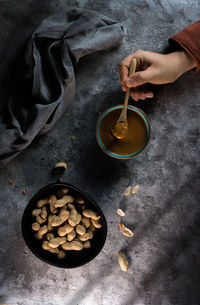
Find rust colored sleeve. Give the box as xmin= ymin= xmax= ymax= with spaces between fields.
xmin=169 ymin=20 xmax=200 ymax=72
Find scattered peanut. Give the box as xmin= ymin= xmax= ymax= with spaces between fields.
xmin=53 ymin=162 xmax=67 ymax=174
xmin=131 ymin=184 xmax=139 ymax=195
xmin=117 ymin=209 xmax=125 ymax=217
xmin=55 ymin=162 xmax=67 ymax=169
xmin=118 ymin=222 xmax=125 ymax=230
xmin=9 ymin=179 xmax=14 ymax=185
xmin=124 ymin=185 xmax=131 ymax=197
xmin=118 ymin=252 xmax=129 ymax=272
xmin=23 ymin=189 xmax=28 ymax=195
xmin=122 ymin=227 xmax=134 ymax=237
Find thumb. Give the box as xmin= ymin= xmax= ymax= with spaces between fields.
xmin=126 ymin=69 xmax=153 ymax=87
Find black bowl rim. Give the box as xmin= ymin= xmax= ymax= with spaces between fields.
xmin=21 ymin=182 xmax=107 ymax=268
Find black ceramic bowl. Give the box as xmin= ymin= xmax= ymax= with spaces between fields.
xmin=21 ymin=182 xmax=107 ymax=268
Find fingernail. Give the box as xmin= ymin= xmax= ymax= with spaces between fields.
xmin=146 ymin=93 xmax=153 ymax=98
xmin=126 ymin=78 xmax=137 ymax=87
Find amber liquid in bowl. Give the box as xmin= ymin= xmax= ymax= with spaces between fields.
xmin=99 ymin=108 xmax=148 ymax=156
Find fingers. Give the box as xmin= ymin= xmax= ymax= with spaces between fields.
xmin=126 ymin=68 xmax=155 ymax=88
xmin=118 ymin=50 xmax=155 ymax=100
xmin=118 ymin=53 xmax=139 ymax=91
xmin=129 ymin=88 xmax=154 ymax=102
xmin=118 ymin=63 xmax=129 ymax=91
xmin=118 ymin=50 xmax=147 ymax=91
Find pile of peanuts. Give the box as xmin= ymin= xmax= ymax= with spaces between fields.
xmin=31 ymin=188 xmax=102 ymax=259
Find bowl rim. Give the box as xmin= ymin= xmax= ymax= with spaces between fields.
xmin=96 ymin=105 xmax=151 ymax=159
xmin=21 ymin=182 xmax=107 ymax=268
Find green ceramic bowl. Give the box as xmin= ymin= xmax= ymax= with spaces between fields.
xmin=96 ymin=105 xmax=151 ymax=159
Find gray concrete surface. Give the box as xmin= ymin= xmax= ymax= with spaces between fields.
xmin=1 ymin=0 xmax=200 ymax=305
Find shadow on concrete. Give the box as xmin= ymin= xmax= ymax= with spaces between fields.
xmin=123 ymin=213 xmax=200 ymax=305
xmin=79 ymin=138 xmax=128 ymax=187
xmin=62 ymin=167 xmax=200 ymax=305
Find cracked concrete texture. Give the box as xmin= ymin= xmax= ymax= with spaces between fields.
xmin=0 ymin=0 xmax=200 ymax=305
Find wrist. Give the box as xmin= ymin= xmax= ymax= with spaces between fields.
xmin=174 ymin=50 xmax=197 ymax=75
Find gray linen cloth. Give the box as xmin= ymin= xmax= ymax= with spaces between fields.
xmin=0 ymin=7 xmax=124 ymax=166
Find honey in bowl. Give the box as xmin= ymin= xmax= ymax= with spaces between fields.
xmin=96 ymin=105 xmax=151 ymax=159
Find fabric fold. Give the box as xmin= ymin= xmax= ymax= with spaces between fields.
xmin=0 ymin=8 xmax=125 ymax=166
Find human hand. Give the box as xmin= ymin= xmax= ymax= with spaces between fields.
xmin=118 ymin=50 xmax=197 ymax=101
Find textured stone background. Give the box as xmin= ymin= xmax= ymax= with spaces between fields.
xmin=1 ymin=1 xmax=200 ymax=305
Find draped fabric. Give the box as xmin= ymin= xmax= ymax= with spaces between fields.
xmin=0 ymin=8 xmax=124 ymax=166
